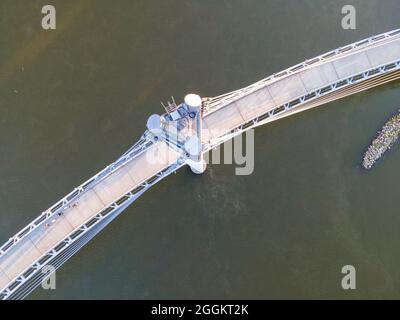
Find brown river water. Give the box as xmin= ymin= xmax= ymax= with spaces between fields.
xmin=0 ymin=0 xmax=400 ymax=299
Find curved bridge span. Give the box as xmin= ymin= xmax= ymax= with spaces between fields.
xmin=202 ymin=28 xmax=400 ymax=149
xmin=1 ymin=29 xmax=400 ymax=299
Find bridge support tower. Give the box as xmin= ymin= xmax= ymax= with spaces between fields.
xmin=183 ymin=94 xmax=206 ymax=174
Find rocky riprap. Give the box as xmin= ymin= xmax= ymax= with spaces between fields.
xmin=362 ymin=110 xmax=400 ymax=169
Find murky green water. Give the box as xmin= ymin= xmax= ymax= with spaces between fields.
xmin=1 ymin=0 xmax=400 ymax=299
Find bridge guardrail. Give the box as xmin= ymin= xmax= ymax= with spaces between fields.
xmin=0 ymin=158 xmax=185 ymax=299
xmin=0 ymin=132 xmax=153 ymax=260
xmin=203 ymin=59 xmax=400 ymax=151
xmin=203 ymin=28 xmax=400 ymax=115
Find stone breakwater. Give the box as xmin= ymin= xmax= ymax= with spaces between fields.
xmin=362 ymin=110 xmax=400 ymax=169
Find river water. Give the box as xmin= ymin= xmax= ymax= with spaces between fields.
xmin=0 ymin=0 xmax=400 ymax=299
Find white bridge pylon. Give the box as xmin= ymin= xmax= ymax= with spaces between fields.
xmin=1 ymin=28 xmax=400 ymax=300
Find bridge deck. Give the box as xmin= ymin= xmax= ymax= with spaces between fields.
xmin=202 ymin=33 xmax=400 ymax=142
xmin=1 ymin=28 xmax=400 ymax=299
xmin=0 ymin=141 xmax=180 ymax=289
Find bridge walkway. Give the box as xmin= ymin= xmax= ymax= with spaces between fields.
xmin=0 ymin=141 xmax=180 ymax=291
xmin=202 ymin=30 xmax=400 ymax=146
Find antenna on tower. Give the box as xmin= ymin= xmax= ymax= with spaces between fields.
xmin=161 ymin=96 xmax=178 ymax=114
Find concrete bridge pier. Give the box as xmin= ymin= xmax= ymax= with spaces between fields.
xmin=183 ymin=94 xmax=207 ymax=174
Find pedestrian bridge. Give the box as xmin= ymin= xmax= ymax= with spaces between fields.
xmin=1 ymin=28 xmax=400 ymax=299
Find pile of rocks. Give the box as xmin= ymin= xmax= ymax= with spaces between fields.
xmin=362 ymin=110 xmax=400 ymax=169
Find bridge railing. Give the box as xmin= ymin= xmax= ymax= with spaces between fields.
xmin=203 ymin=58 xmax=400 ymax=151
xmin=0 ymin=132 xmax=154 ymax=261
xmin=0 ymin=157 xmax=185 ymax=300
xmin=203 ymin=28 xmax=400 ymax=115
